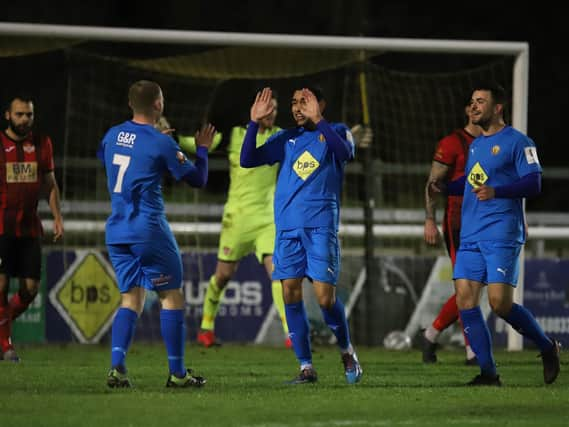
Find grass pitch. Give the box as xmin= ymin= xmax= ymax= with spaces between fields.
xmin=1 ymin=343 xmax=567 ymax=426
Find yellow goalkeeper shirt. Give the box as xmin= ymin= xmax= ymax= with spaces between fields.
xmin=224 ymin=125 xmax=280 ymax=219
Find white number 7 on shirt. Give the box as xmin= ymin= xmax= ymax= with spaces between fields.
xmin=112 ymin=153 xmax=131 ymax=193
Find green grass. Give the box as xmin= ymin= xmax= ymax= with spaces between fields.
xmin=1 ymin=343 xmax=567 ymax=426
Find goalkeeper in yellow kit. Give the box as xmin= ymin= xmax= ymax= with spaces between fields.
xmin=178 ymin=94 xmax=290 ymax=348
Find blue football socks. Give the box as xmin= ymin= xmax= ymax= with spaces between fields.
xmin=321 ymin=298 xmax=350 ymax=350
xmin=110 ymin=307 xmax=138 ymax=372
xmin=503 ymin=303 xmax=552 ymax=352
xmin=460 ymin=306 xmax=497 ymax=377
xmin=160 ymin=309 xmax=186 ymax=377
xmin=285 ymin=301 xmax=312 ymax=366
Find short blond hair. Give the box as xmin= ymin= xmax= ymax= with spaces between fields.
xmin=128 ymin=80 xmax=161 ymax=115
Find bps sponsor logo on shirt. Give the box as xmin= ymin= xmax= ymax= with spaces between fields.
xmin=6 ymin=161 xmax=38 ymax=183
xmin=467 ymin=162 xmax=488 ymax=188
xmin=293 ymin=151 xmax=319 ymax=181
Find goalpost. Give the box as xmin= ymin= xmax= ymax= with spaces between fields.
xmin=0 ymin=23 xmax=529 ymax=124
xmin=0 ymin=22 xmax=530 ymax=349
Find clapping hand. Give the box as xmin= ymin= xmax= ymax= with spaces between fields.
xmin=300 ymin=88 xmax=322 ymax=124
xmin=195 ymin=123 xmax=217 ymax=150
xmin=251 ymin=87 xmax=275 ymax=122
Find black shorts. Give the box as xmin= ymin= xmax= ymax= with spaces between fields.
xmin=0 ymin=235 xmax=42 ymax=280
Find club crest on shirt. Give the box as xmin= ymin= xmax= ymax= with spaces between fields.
xmin=319 ymin=134 xmax=325 ymax=142
xmin=467 ymin=162 xmax=488 ymax=188
xmin=491 ymin=145 xmax=500 ymax=155
xmin=293 ymin=151 xmax=320 ymax=181
xmin=23 ymin=143 xmax=36 ymax=153
xmin=176 ymin=151 xmax=187 ymax=164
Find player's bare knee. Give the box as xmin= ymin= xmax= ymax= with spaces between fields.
xmin=120 ymin=300 xmax=143 ymax=315
xmin=120 ymin=297 xmax=144 ymax=315
xmin=489 ymin=296 xmax=511 ymax=318
xmin=282 ymin=281 xmax=302 ymax=303
xmin=455 ymin=291 xmax=474 ymax=310
xmin=215 ymin=261 xmax=237 ymax=287
xmin=158 ymin=288 xmax=185 ymax=310
xmin=316 ymin=294 xmax=335 ymax=309
xmin=19 ymin=279 xmax=39 ymax=302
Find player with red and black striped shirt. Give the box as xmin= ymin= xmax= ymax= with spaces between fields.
xmin=0 ymin=96 xmax=64 ymax=361
xmin=421 ymin=100 xmax=480 ymax=365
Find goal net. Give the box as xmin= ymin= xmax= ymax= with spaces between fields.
xmin=0 ymin=24 xmax=527 ymax=348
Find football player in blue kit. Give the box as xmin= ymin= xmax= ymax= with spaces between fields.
xmin=100 ymin=80 xmax=216 ymax=388
xmin=240 ymin=87 xmax=363 ymax=385
xmin=450 ymin=83 xmax=560 ymax=386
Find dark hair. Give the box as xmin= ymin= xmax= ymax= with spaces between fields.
xmin=294 ymin=85 xmax=325 ymax=101
xmin=128 ymin=80 xmax=162 ymax=114
xmin=471 ymin=82 xmax=507 ymax=106
xmin=5 ymin=94 xmax=34 ymax=112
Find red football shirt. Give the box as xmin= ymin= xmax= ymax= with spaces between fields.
xmin=432 ymin=128 xmax=474 ymax=263
xmin=0 ymin=131 xmax=55 ymax=237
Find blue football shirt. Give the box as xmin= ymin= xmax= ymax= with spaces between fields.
xmin=261 ymin=122 xmax=354 ymax=231
xmin=460 ymin=126 xmax=542 ymax=243
xmin=101 ymin=120 xmax=201 ymax=244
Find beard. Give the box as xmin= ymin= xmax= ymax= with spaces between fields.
xmin=8 ymin=119 xmax=32 ymax=138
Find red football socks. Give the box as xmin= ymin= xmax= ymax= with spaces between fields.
xmin=9 ymin=292 xmax=32 ymax=320
xmin=0 ymin=305 xmax=13 ymax=352
xmin=432 ymin=294 xmax=459 ymax=332
xmin=432 ymin=293 xmax=470 ymax=346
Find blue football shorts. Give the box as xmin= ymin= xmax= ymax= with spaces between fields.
xmin=453 ymin=240 xmax=521 ymax=286
xmin=107 ymin=236 xmax=183 ymax=293
xmin=272 ymin=227 xmax=340 ymax=285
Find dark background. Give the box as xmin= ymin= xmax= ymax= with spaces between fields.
xmin=2 ymin=1 xmax=568 ymax=210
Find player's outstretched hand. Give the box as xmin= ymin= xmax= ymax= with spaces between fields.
xmin=156 ymin=116 xmax=175 ymax=135
xmin=250 ymin=87 xmax=275 ymax=122
xmin=195 ymin=123 xmax=217 ymax=150
xmin=300 ymin=88 xmax=322 ymax=124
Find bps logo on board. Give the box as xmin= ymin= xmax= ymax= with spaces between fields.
xmin=49 ymin=251 xmax=120 ymax=343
